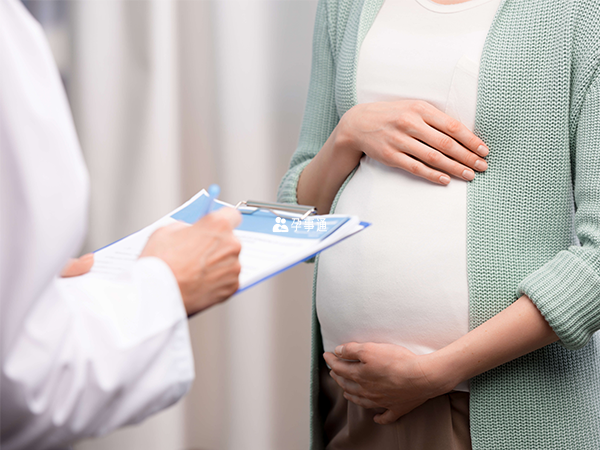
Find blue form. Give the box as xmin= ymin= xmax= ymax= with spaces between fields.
xmin=171 ymin=193 xmax=349 ymax=240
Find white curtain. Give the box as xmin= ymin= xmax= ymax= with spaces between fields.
xmin=26 ymin=1 xmax=318 ymax=449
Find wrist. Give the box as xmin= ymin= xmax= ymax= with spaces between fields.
xmin=333 ymin=108 xmax=364 ymax=161
xmin=419 ymin=349 xmax=466 ymax=397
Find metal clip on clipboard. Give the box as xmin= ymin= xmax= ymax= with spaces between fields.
xmin=234 ymin=200 xmax=317 ymax=221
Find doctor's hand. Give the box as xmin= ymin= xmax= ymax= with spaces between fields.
xmin=338 ymin=100 xmax=489 ymax=184
xmin=141 ymin=208 xmax=242 ymax=316
xmin=323 ymin=342 xmax=449 ymax=425
xmin=61 ymin=253 xmax=94 ymax=277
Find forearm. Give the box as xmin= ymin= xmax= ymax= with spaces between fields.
xmin=297 ymin=124 xmax=363 ymax=214
xmin=427 ymin=295 xmax=559 ymax=393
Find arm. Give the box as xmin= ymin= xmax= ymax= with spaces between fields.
xmin=516 ymin=74 xmax=600 ymax=350
xmin=1 ymin=260 xmax=195 ymax=450
xmin=296 ymin=126 xmax=363 ymax=215
xmin=427 ymin=295 xmax=558 ymax=390
xmin=277 ymin=0 xmax=341 ymax=209
xmin=1 ymin=210 xmax=241 ymax=450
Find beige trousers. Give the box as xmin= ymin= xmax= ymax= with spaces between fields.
xmin=320 ymin=365 xmax=472 ymax=450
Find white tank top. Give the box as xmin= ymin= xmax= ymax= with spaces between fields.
xmin=316 ymin=0 xmax=501 ymax=392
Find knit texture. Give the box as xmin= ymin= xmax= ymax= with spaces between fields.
xmin=278 ymin=0 xmax=600 ymax=448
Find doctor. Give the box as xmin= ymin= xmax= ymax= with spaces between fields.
xmin=0 ymin=0 xmax=242 ymax=449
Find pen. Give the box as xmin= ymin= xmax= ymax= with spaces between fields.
xmin=201 ymin=184 xmax=220 ymax=219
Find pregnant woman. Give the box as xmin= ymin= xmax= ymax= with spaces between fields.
xmin=278 ymin=0 xmax=600 ymax=448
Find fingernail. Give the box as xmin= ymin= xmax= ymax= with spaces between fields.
xmin=462 ymin=169 xmax=475 ymax=181
xmin=477 ymin=145 xmax=489 ymax=157
xmin=474 ymin=160 xmax=488 ymax=171
xmin=81 ymin=253 xmax=94 ymax=260
xmin=440 ymin=175 xmax=451 ymax=185
xmin=335 ymin=345 xmax=343 ymax=356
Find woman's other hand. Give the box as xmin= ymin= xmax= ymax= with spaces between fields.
xmin=323 ymin=342 xmax=453 ymax=425
xmin=338 ymin=100 xmax=489 ymax=185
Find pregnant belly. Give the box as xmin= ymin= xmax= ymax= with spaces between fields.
xmin=316 ymin=156 xmax=470 ymax=356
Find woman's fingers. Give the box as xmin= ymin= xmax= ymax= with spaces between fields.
xmin=374 ymin=409 xmax=402 ymax=425
xmin=421 ymin=106 xmax=488 ymax=157
xmin=391 ymin=139 xmax=477 ymax=182
xmin=334 ymin=342 xmax=365 ymax=361
xmin=410 ymin=124 xmax=488 ymax=176
xmin=330 ymin=371 xmax=363 ymax=395
xmin=385 ymin=151 xmax=453 ymax=185
xmin=343 ymin=392 xmax=381 ymax=410
xmin=323 ymin=352 xmax=360 ymax=381
xmin=342 ymin=100 xmax=489 ymax=185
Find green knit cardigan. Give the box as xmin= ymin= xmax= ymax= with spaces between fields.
xmin=278 ymin=0 xmax=600 ymax=448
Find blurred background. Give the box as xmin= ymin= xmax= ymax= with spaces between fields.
xmin=22 ymin=1 xmax=318 ymax=449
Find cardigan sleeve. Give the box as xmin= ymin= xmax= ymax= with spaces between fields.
xmin=277 ymin=0 xmax=339 ymax=205
xmin=518 ymin=73 xmax=600 ymax=350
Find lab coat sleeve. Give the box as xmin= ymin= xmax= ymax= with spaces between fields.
xmin=0 ymin=1 xmax=195 ymax=447
xmin=2 ymin=257 xmax=194 ymax=450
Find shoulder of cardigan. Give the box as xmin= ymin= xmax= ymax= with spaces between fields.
xmin=323 ymin=0 xmax=600 ymax=152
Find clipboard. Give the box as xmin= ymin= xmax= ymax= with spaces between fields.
xmin=228 ymin=200 xmax=370 ymax=292
xmin=87 ymin=189 xmax=370 ymax=293
xmin=235 ymin=200 xmax=317 ymax=220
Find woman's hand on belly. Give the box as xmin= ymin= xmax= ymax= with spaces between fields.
xmin=323 ymin=342 xmax=450 ymax=425
xmin=296 ymin=100 xmax=489 ymax=214
xmin=298 ymin=99 xmax=488 ymax=214
xmin=324 ymin=296 xmax=560 ymax=425
xmin=338 ymin=100 xmax=489 ymax=185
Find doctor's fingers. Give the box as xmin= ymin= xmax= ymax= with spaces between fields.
xmin=203 ymin=233 xmax=242 ymax=265
xmin=60 ymin=253 xmax=94 ymax=277
xmin=203 ymin=250 xmax=241 ymax=277
xmin=195 ymin=207 xmax=242 ymax=232
xmin=184 ymin=255 xmax=241 ymax=315
xmin=181 ymin=224 xmax=241 ymax=269
xmin=203 ymin=256 xmax=241 ymax=292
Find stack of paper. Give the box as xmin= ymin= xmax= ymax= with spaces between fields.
xmin=86 ymin=189 xmax=369 ymax=292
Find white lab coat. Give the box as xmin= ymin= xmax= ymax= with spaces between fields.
xmin=0 ymin=1 xmax=195 ymax=448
